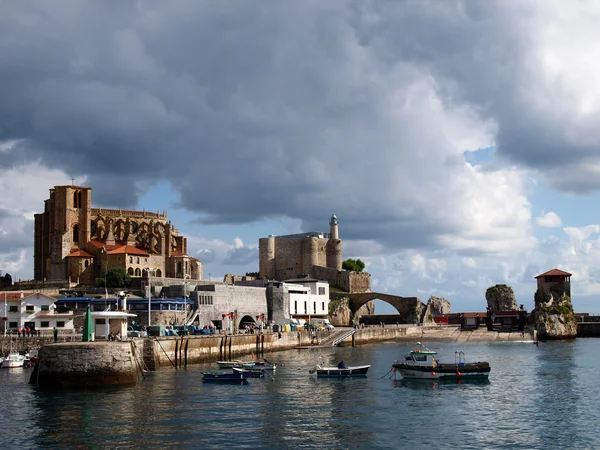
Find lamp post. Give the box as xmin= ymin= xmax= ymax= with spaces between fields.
xmin=146 ymin=268 xmax=156 ymax=328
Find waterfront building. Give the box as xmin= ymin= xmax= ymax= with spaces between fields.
xmin=0 ymin=292 xmax=74 ymax=333
xmin=33 ymin=184 xmax=203 ymax=285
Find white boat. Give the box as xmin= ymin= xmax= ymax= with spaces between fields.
xmin=1 ymin=351 xmax=26 ymax=368
xmin=215 ymin=360 xmax=253 ymax=369
xmin=392 ymin=345 xmax=490 ymax=380
xmin=309 ymin=361 xmax=370 ymax=378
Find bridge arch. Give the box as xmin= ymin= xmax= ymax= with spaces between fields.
xmin=347 ymin=292 xmax=423 ymax=325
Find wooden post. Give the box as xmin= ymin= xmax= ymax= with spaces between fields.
xmin=184 ymin=338 xmax=189 ymax=367
xmin=174 ymin=339 xmax=179 ymax=367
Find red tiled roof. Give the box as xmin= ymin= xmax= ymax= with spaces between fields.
xmin=535 ymin=268 xmax=572 ymax=278
xmin=67 ymin=248 xmax=94 ymax=258
xmin=463 ymin=312 xmax=487 ymax=318
xmin=107 ymin=245 xmax=149 ymax=256
xmin=170 ymin=251 xmax=189 ymax=257
xmin=88 ymin=240 xmax=116 ymax=250
xmin=22 ymin=293 xmax=57 ymax=301
xmin=0 ymin=292 xmax=25 ymax=301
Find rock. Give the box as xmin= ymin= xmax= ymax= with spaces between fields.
xmin=328 ymin=297 xmax=374 ymax=326
xmin=534 ymin=283 xmax=577 ymax=340
xmin=420 ymin=297 xmax=451 ymax=324
xmin=485 ymin=285 xmax=517 ymax=313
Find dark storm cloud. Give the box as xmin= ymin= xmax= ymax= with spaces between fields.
xmin=0 ymin=1 xmax=594 ymax=253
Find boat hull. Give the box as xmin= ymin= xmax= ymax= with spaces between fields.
xmin=315 ymin=365 xmax=371 ymax=378
xmin=203 ymin=371 xmax=252 ymax=382
xmin=393 ymin=362 xmax=490 ymax=380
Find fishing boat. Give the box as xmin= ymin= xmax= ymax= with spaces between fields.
xmin=202 ymin=371 xmax=252 ymax=382
xmin=252 ymin=359 xmax=277 ymax=371
xmin=232 ymin=367 xmax=266 ymax=378
xmin=215 ymin=360 xmax=254 ymax=369
xmin=1 ymin=351 xmax=26 ymax=369
xmin=309 ymin=361 xmax=370 ymax=378
xmin=392 ymin=344 xmax=491 ymax=380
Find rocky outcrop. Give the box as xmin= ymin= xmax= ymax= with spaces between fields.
xmin=421 ymin=296 xmax=452 ymax=324
xmin=485 ymin=285 xmax=517 ymax=313
xmin=534 ymin=284 xmax=577 ymax=340
xmin=328 ymin=297 xmax=374 ymax=326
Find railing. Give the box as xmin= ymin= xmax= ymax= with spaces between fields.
xmin=331 ymin=329 xmax=355 ymax=347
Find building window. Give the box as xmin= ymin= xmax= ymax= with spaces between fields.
xmin=322 ymin=302 xmax=325 ymax=311
xmin=40 ymin=321 xmax=49 ymax=328
xmin=57 ymin=321 xmax=65 ymax=328
xmin=319 ymin=287 xmax=325 ymax=295
xmin=128 ymin=267 xmax=134 ymax=275
xmin=304 ymin=301 xmax=307 ymax=314
xmin=177 ymin=262 xmax=182 ymax=274
xmin=130 ymin=256 xmax=133 ymax=263
xmin=72 ymin=224 xmax=80 ymax=243
xmin=9 ymin=306 xmax=17 ymax=313
xmin=9 ymin=322 xmax=17 ymax=328
xmin=137 ymin=257 xmax=140 ymax=264
xmin=25 ymin=305 xmax=35 ymax=313
xmin=41 ymin=305 xmax=50 ymax=311
xmin=85 ymin=260 xmax=89 ymax=268
xmin=294 ymin=301 xmax=297 ymax=314
xmin=135 ymin=268 xmax=141 ymax=276
xmin=314 ymin=302 xmax=316 ymax=314
xmin=156 ymin=269 xmax=162 ymax=277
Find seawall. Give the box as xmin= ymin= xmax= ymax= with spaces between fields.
xmin=30 ymin=341 xmax=145 ymax=388
xmin=147 ymin=326 xmax=535 ymax=368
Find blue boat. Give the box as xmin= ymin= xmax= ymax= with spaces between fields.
xmin=202 ymin=371 xmax=252 ymax=382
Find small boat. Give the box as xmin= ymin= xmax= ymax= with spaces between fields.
xmin=202 ymin=371 xmax=252 ymax=382
xmin=309 ymin=361 xmax=370 ymax=378
xmin=215 ymin=360 xmax=253 ymax=369
xmin=392 ymin=344 xmax=491 ymax=380
xmin=232 ymin=367 xmax=266 ymax=378
xmin=252 ymin=359 xmax=277 ymax=370
xmin=1 ymin=351 xmax=26 ymax=369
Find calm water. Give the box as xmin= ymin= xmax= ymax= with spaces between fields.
xmin=2 ymin=338 xmax=599 ymax=449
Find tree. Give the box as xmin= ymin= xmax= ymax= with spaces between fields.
xmin=342 ymin=258 xmax=365 ymax=272
xmin=103 ymin=268 xmax=131 ymax=288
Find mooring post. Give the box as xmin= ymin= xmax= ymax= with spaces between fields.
xmin=185 ymin=339 xmax=190 ymax=367
xmin=228 ymin=336 xmax=232 ymax=359
xmin=261 ymin=334 xmax=264 ymax=356
xmin=174 ymin=339 xmax=179 ymax=367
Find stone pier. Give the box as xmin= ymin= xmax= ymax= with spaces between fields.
xmin=30 ymin=341 xmax=144 ymax=388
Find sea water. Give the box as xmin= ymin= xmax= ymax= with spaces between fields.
xmin=1 ymin=338 xmax=598 ymax=449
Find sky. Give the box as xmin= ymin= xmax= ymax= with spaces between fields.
xmin=2 ymin=1 xmax=600 ymax=314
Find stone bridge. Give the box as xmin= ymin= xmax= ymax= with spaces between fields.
xmin=348 ymin=292 xmax=424 ymax=324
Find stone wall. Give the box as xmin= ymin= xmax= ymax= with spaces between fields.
xmin=31 ymin=341 xmax=144 ymax=388
xmin=311 ymin=266 xmax=371 ymax=293
xmin=192 ymin=285 xmax=268 ymax=328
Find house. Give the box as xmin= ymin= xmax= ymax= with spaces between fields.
xmin=0 ymin=292 xmax=74 ymax=333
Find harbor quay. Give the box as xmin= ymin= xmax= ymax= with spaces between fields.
xmin=29 ymin=324 xmax=538 ymax=388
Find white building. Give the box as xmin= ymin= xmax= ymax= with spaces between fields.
xmin=284 ymin=277 xmax=330 ymax=319
xmin=0 ymin=292 xmax=74 ymax=333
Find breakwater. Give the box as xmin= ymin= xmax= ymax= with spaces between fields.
xmin=30 ymin=341 xmax=145 ymax=388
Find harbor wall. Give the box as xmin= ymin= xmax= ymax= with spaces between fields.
xmin=30 ymin=341 xmax=144 ymax=388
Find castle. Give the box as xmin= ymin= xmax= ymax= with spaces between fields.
xmin=34 ymin=185 xmax=202 ymax=284
xmin=259 ymin=214 xmax=371 ymax=293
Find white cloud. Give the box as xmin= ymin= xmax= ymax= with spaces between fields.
xmin=536 ymin=211 xmax=562 ymax=228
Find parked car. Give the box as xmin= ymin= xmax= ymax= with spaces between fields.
xmin=127 ymin=326 xmax=143 ymax=338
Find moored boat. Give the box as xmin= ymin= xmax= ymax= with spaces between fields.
xmin=232 ymin=367 xmax=266 ymax=378
xmin=309 ymin=361 xmax=370 ymax=378
xmin=392 ymin=345 xmax=490 ymax=380
xmin=1 ymin=351 xmax=26 ymax=369
xmin=215 ymin=360 xmax=254 ymax=369
xmin=202 ymin=371 xmax=252 ymax=382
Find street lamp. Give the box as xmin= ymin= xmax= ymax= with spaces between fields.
xmin=146 ymin=268 xmax=156 ymax=328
